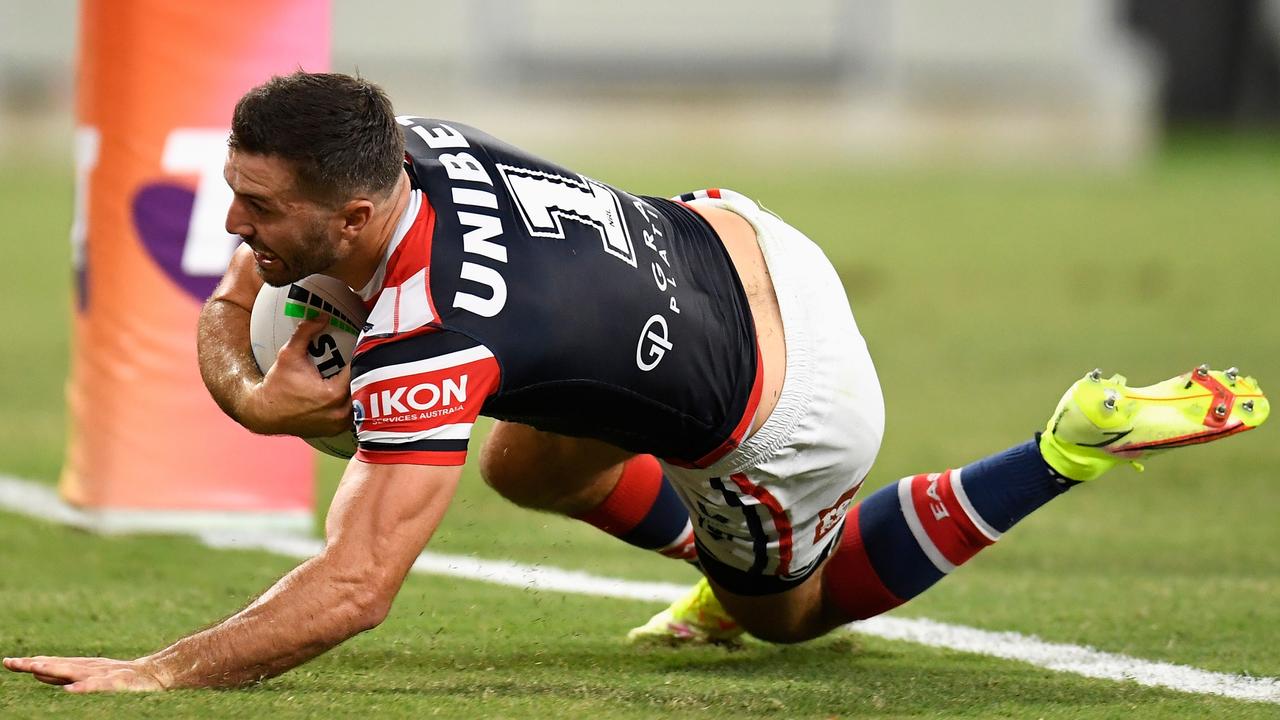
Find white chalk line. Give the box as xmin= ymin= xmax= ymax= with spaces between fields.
xmin=2 ymin=475 xmax=1277 ymax=704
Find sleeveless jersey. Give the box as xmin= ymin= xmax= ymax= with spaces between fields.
xmin=349 ymin=118 xmax=761 ymax=467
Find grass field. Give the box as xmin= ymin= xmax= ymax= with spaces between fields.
xmin=2 ymin=133 xmax=1279 ymax=718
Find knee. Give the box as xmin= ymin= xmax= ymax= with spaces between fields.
xmin=707 ymin=572 xmax=843 ymax=645
xmin=737 ymin=616 xmax=827 ymax=645
xmin=478 ymin=424 xmax=541 ymax=508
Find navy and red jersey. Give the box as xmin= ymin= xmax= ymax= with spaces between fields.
xmin=349 ymin=118 xmax=760 ymax=467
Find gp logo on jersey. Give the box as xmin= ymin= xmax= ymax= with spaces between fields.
xmin=636 ymin=314 xmax=673 ymax=371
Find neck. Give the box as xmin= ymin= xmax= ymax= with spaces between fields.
xmin=328 ymin=171 xmax=412 ymax=291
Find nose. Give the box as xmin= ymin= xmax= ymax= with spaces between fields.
xmin=225 ymin=198 xmax=253 ymax=238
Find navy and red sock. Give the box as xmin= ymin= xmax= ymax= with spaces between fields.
xmin=824 ymin=439 xmax=1074 ymax=620
xmin=573 ymin=454 xmax=697 ymax=561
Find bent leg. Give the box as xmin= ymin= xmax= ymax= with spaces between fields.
xmin=479 ymin=421 xmax=696 ymax=559
xmin=479 ymin=421 xmax=631 ymax=515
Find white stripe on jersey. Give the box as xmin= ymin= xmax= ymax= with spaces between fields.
xmin=397 ymin=268 xmax=433 ymax=333
xmin=351 ymin=345 xmax=495 ymax=392
xmin=362 ymin=268 xmax=434 ymax=340
xmin=363 ymin=285 xmax=399 ymax=340
xmin=358 ymin=422 xmax=474 ymax=443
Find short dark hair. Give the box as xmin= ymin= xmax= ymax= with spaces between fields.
xmin=229 ymin=72 xmax=404 ymax=206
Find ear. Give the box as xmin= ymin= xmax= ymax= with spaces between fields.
xmin=338 ymin=199 xmax=375 ymax=239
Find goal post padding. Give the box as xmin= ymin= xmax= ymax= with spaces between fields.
xmin=61 ymin=0 xmax=330 ymax=523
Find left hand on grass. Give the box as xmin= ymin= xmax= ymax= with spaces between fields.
xmin=3 ymin=655 xmax=169 ymax=693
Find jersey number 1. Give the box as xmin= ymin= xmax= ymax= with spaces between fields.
xmin=497 ymin=165 xmax=638 ymax=268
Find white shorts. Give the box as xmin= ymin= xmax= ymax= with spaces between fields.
xmin=661 ymin=189 xmax=885 ymax=595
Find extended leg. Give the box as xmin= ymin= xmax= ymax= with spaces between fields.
xmin=640 ymin=366 xmax=1270 ymax=644
xmin=817 ymin=439 xmax=1064 ymax=629
xmin=703 ymin=438 xmax=1067 ymax=643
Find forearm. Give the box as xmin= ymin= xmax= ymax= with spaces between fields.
xmin=145 ymin=553 xmax=381 ymax=689
xmin=197 ymin=297 xmax=263 ymax=428
xmin=3 ymin=464 xmax=457 ymax=695
xmin=197 ymin=252 xmax=353 ymax=437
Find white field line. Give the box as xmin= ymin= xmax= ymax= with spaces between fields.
xmin=2 ymin=475 xmax=1278 ymax=704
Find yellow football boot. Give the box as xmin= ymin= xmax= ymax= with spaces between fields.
xmin=1040 ymin=366 xmax=1269 ymax=481
xmin=627 ymin=577 xmax=744 ymax=647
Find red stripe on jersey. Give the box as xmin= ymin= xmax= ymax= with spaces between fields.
xmin=707 ymin=188 xmax=722 ymax=199
xmin=385 ymin=193 xmax=437 ymax=290
xmin=908 ymin=471 xmax=995 ymax=567
xmin=729 ymin=472 xmax=793 ymax=576
xmin=357 ymin=192 xmax=441 ymax=356
xmin=353 ymin=355 xmax=499 ymax=437
xmin=574 ymin=455 xmax=663 ymax=535
xmin=361 ymin=193 xmax=438 ymax=313
xmin=392 ymin=283 xmax=402 ymax=335
xmin=356 ymin=448 xmax=467 ymax=467
xmin=687 ymin=345 xmax=764 ymax=468
xmin=423 ymin=266 xmax=440 ymax=325
xmin=822 ymin=504 xmax=904 ymax=620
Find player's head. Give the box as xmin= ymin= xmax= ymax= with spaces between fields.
xmin=224 ymin=71 xmax=405 ymax=285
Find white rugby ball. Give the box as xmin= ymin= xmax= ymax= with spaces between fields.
xmin=250 ymin=274 xmax=369 ymax=459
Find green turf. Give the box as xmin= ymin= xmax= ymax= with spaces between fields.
xmin=3 ymin=134 xmax=1280 ymax=715
xmin=2 ymin=510 xmax=1275 ymax=719
xmin=0 ymin=164 xmax=72 ymax=482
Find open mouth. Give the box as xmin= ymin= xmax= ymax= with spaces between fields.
xmin=252 ymin=249 xmax=282 ymax=269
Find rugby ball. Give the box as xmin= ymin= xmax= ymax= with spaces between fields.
xmin=250 ymin=274 xmax=369 ymax=459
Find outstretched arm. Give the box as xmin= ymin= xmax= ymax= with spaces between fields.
xmin=197 ymin=244 xmax=351 ymax=437
xmin=3 ymin=459 xmax=461 ymax=692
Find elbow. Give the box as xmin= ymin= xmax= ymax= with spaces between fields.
xmin=348 ymin=589 xmax=393 ymax=633
xmin=325 ymin=562 xmax=398 ymax=635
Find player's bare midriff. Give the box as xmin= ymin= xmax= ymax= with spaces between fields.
xmin=688 ymin=205 xmax=786 ymax=437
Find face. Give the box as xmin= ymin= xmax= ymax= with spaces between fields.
xmin=223 ymin=151 xmax=341 ymax=286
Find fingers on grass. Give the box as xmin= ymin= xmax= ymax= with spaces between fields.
xmin=34 ymin=672 xmax=73 ymax=685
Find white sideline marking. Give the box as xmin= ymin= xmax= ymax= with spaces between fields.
xmin=2 ymin=475 xmax=1278 ymax=704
